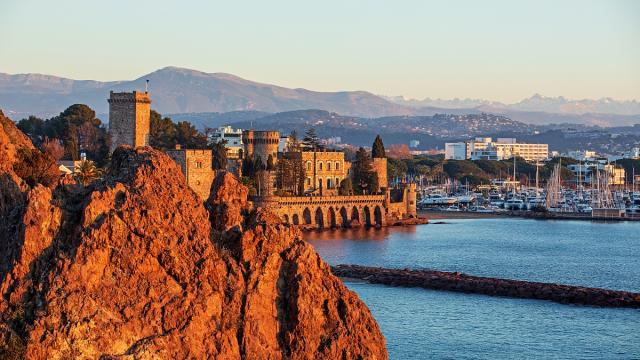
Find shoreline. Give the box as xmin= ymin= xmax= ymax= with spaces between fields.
xmin=420 ymin=209 xmax=640 ymax=222
xmin=332 ymin=264 xmax=640 ymax=308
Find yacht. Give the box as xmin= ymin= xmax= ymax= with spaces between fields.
xmin=504 ymin=198 xmax=525 ymax=210
xmin=419 ymin=194 xmax=458 ymax=206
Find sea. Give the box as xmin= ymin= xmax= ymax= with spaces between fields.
xmin=306 ymin=218 xmax=640 ymax=359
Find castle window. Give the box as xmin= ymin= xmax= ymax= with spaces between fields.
xmin=335 ymin=162 xmax=340 ymax=170
xmin=306 ymin=177 xmax=311 ymax=186
xmin=196 ymin=161 xmax=203 ymax=169
xmin=327 ymin=162 xmax=332 ymax=171
xmin=306 ymin=161 xmax=312 ymax=171
xmin=319 ymin=162 xmax=323 ymax=171
xmin=327 ymin=178 xmax=332 ymax=189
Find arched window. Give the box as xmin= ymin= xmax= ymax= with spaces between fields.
xmin=306 ymin=177 xmax=311 ymax=186
xmin=335 ymin=161 xmax=340 ymax=170
xmin=327 ymin=178 xmax=332 ymax=189
xmin=319 ymin=161 xmax=323 ymax=171
xmin=327 ymin=162 xmax=332 ymax=171
xmin=306 ymin=161 xmax=312 ymax=171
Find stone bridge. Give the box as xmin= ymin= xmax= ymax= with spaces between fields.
xmin=254 ymin=195 xmax=387 ymax=229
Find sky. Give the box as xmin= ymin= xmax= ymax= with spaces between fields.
xmin=1 ymin=0 xmax=638 ymax=103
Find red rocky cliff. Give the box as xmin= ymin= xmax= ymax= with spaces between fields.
xmin=0 ymin=113 xmax=386 ymax=359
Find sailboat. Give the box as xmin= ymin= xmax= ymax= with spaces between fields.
xmin=545 ymin=162 xmax=569 ymax=212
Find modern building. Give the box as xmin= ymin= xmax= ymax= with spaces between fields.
xmin=409 ymin=140 xmax=420 ymax=149
xmin=108 ymin=91 xmax=151 ymax=152
xmin=166 ymin=145 xmax=215 ymax=199
xmin=566 ymin=150 xmax=597 ymax=161
xmin=209 ymin=126 xmax=243 ymax=159
xmin=446 ymin=138 xmax=548 ymax=161
xmin=444 ymin=142 xmax=467 ymax=160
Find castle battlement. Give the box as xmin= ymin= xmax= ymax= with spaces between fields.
xmin=108 ymin=91 xmax=152 ymax=104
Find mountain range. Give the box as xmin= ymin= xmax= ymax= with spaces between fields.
xmin=1 ymin=66 xmax=638 ymax=126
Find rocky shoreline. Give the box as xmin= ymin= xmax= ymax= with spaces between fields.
xmin=332 ymin=265 xmax=640 ymax=308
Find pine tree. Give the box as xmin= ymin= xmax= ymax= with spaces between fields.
xmin=302 ymin=128 xmax=322 ymax=151
xmin=372 ymin=135 xmax=386 ymax=158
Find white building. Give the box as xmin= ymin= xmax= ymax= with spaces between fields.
xmin=409 ymin=140 xmax=420 ymax=148
xmin=279 ymin=135 xmax=291 ymax=153
xmin=444 ymin=142 xmax=467 ymax=160
xmin=566 ymin=150 xmax=597 ymax=161
xmin=446 ymin=138 xmax=548 ymax=161
xmin=209 ymin=126 xmax=243 ymax=159
xmin=467 ymin=138 xmax=548 ymax=161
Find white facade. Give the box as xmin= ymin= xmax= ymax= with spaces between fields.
xmin=466 ymin=138 xmax=548 ymax=161
xmin=210 ymin=126 xmax=243 ymax=159
xmin=445 ymin=142 xmax=467 ymax=160
xmin=278 ymin=136 xmax=291 ymax=153
xmin=409 ymin=140 xmax=420 ymax=148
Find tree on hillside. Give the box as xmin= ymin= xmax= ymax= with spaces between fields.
xmin=211 ymin=139 xmax=228 ymax=170
xmin=17 ymin=116 xmax=45 ymax=145
xmin=41 ymin=137 xmax=65 ymax=161
xmin=372 ymin=135 xmax=386 ymax=158
xmin=13 ymin=148 xmax=59 ymax=187
xmin=175 ymin=121 xmax=208 ymax=149
xmin=387 ymin=144 xmax=412 ymax=159
xmin=352 ymin=147 xmax=378 ymax=194
xmin=150 ymin=110 xmax=177 ymax=150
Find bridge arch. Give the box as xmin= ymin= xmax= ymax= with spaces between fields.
xmin=374 ymin=206 xmax=383 ymax=226
xmin=303 ymin=208 xmax=312 ymax=225
xmin=292 ymin=214 xmax=300 ymax=225
xmin=339 ymin=207 xmax=348 ymax=227
xmin=363 ymin=206 xmax=372 ymax=227
xmin=351 ymin=206 xmax=360 ymax=222
xmin=315 ymin=207 xmax=324 ymax=229
xmin=328 ymin=207 xmax=337 ymax=228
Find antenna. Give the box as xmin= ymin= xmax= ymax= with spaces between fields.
xmin=145 ymin=79 xmax=149 ymax=93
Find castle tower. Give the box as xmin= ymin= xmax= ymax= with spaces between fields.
xmin=242 ymin=130 xmax=280 ymax=165
xmin=108 ymin=91 xmax=151 ymax=152
xmin=166 ymin=145 xmax=215 ymax=200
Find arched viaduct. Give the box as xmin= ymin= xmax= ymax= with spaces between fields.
xmin=255 ymin=195 xmax=387 ymax=229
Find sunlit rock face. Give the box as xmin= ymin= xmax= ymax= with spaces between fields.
xmin=0 ymin=115 xmax=387 ymax=359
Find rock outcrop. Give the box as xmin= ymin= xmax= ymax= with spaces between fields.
xmin=0 ymin=115 xmax=386 ymax=359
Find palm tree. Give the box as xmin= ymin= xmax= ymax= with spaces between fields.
xmin=75 ymin=159 xmax=102 ymax=186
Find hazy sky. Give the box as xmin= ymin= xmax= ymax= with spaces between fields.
xmin=1 ymin=0 xmax=638 ymax=102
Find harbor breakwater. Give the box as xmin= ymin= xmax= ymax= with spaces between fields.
xmin=332 ymin=265 xmax=640 ymax=308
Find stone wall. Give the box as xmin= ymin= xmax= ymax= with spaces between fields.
xmin=108 ymin=91 xmax=151 ymax=152
xmin=166 ymin=149 xmax=214 ymax=200
xmin=372 ymin=157 xmax=388 ymax=191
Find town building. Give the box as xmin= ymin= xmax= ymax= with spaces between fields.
xmin=166 ymin=145 xmax=215 ymax=199
xmin=209 ymin=126 xmax=243 ymax=159
xmin=567 ymin=162 xmax=626 ymax=186
xmin=108 ymin=91 xmax=151 ymax=152
xmin=445 ymin=138 xmax=548 ymax=161
xmin=566 ymin=150 xmax=597 ymax=161
xmin=286 ymin=150 xmax=351 ymax=195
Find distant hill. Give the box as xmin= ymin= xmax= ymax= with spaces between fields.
xmin=0 ymin=66 xmax=413 ymax=119
xmin=384 ymin=94 xmax=640 ymax=127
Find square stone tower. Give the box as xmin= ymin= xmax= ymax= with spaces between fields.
xmin=166 ymin=146 xmax=215 ymax=200
xmin=108 ymin=91 xmax=151 ymax=152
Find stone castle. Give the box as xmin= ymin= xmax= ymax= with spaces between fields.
xmin=108 ymin=91 xmax=417 ymax=229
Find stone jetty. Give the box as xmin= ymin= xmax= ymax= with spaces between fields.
xmin=332 ymin=264 xmax=640 ymax=308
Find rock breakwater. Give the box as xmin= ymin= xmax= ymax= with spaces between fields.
xmin=332 ymin=265 xmax=640 ymax=308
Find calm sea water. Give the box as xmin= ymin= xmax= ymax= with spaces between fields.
xmin=306 ymin=218 xmax=640 ymax=359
